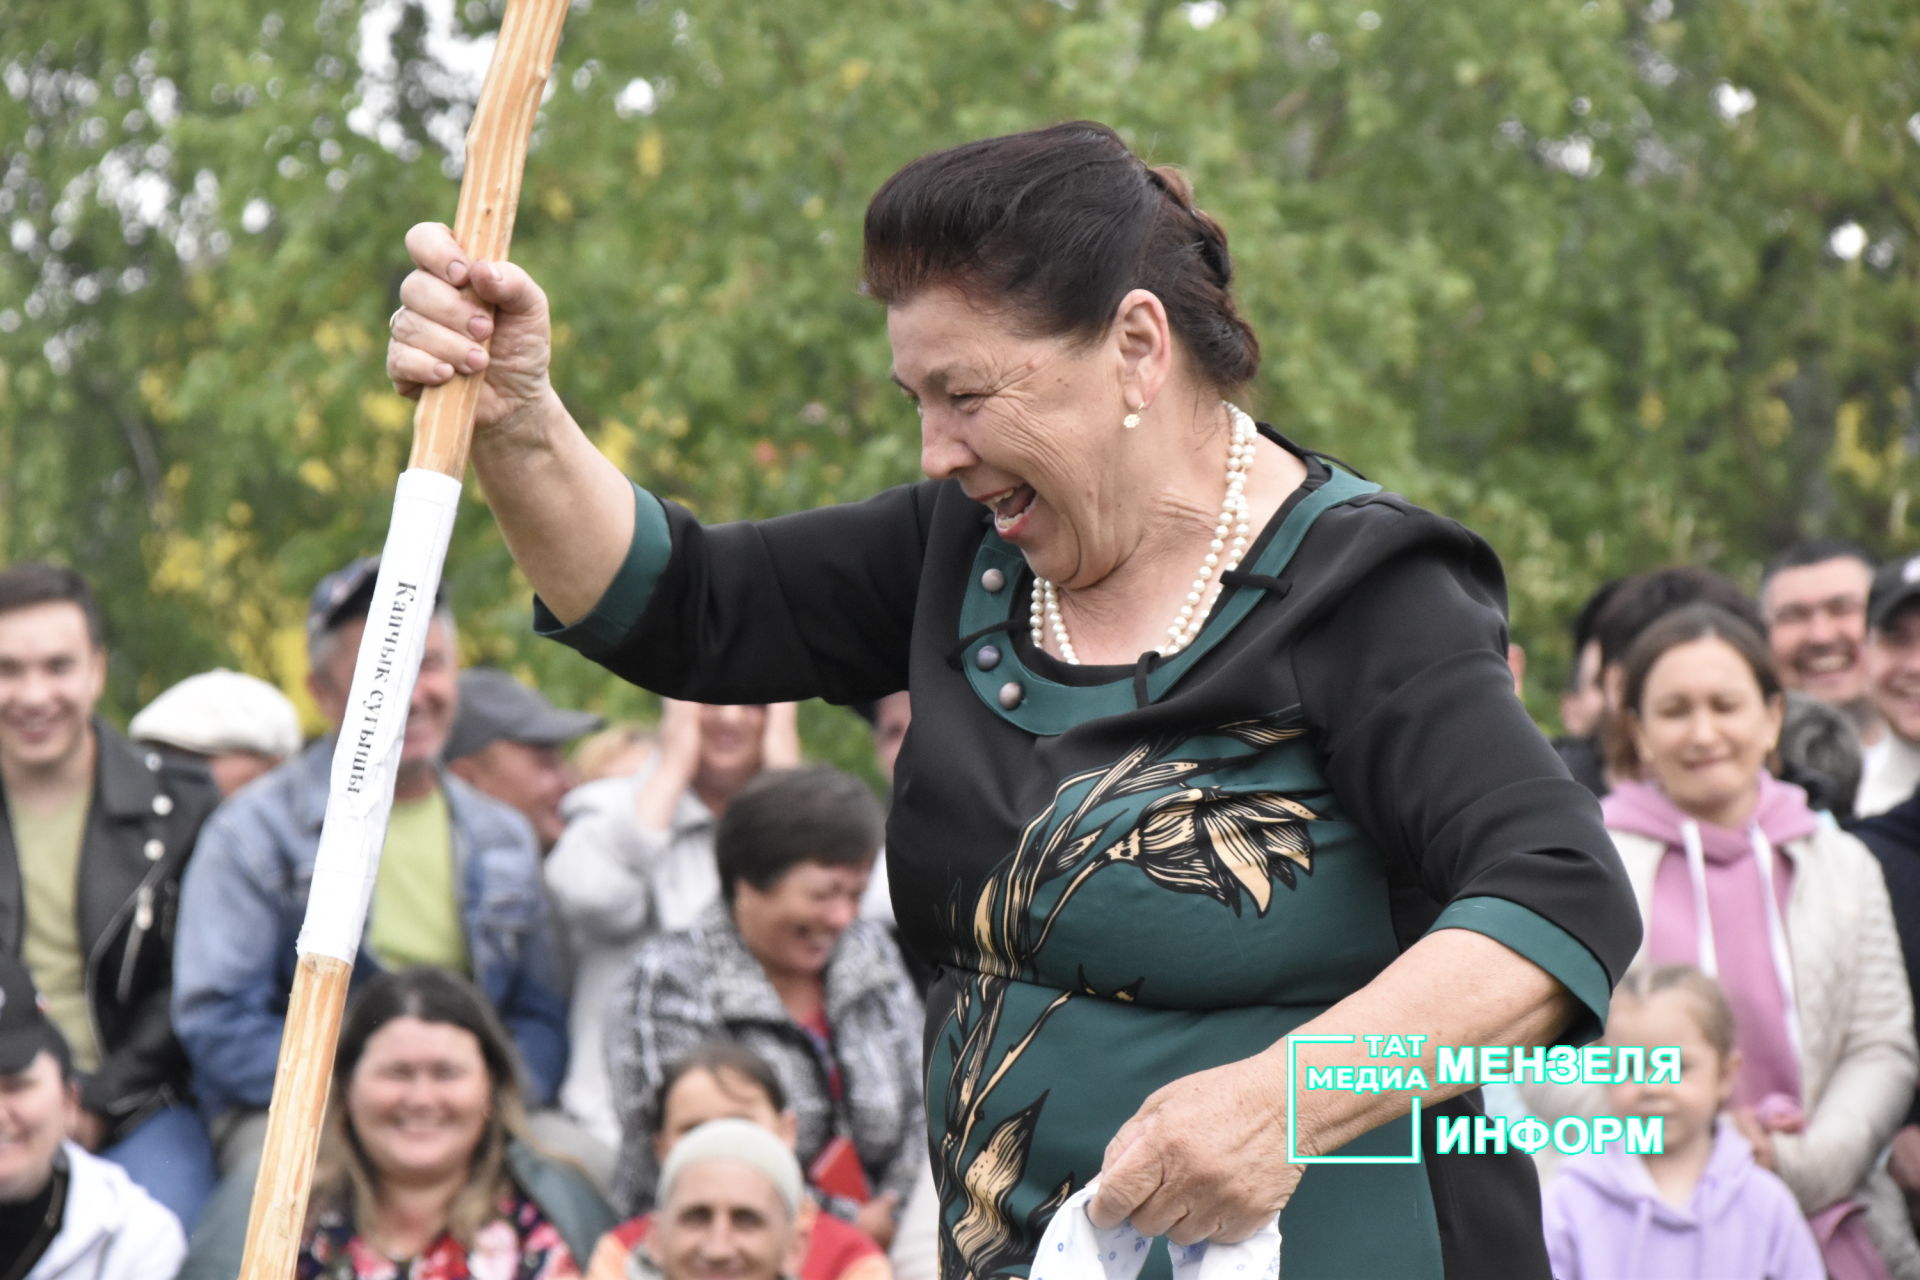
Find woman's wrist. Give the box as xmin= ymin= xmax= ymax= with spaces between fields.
xmin=1244 ymin=1043 xmax=1317 ymax=1157
xmin=466 ymin=382 xmax=638 ymax=623
xmin=1261 ymin=934 xmax=1578 ymax=1162
xmin=471 ymin=384 xmax=572 ymax=470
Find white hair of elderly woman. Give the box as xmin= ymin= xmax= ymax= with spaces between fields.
xmin=656 ymin=1117 xmax=805 ymax=1219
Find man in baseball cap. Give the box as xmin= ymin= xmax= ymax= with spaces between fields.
xmin=446 ymin=668 xmax=603 ymax=853
xmin=1858 ymin=554 xmax=1920 ymax=817
xmin=303 ymin=555 xmax=449 ymax=644
xmin=0 ymin=950 xmax=186 ymax=1276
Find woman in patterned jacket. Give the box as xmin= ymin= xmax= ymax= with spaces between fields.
xmin=605 ymin=767 xmax=923 ymax=1250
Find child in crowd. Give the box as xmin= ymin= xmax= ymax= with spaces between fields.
xmin=1543 ymin=965 xmax=1824 ymax=1279
xmin=585 ymin=1042 xmax=890 ymax=1280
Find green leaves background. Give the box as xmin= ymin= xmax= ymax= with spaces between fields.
xmin=3 ymin=0 xmax=1916 ymax=767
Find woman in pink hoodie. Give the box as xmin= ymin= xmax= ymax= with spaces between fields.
xmin=1598 ymin=603 xmax=1918 ymax=1277
xmin=1545 ymin=965 xmax=1821 ymax=1280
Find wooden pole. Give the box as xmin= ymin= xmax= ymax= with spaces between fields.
xmin=236 ymin=3 xmax=570 ymax=1275
xmin=235 ymin=955 xmax=352 ymax=1275
xmin=408 ymin=0 xmax=571 ymax=480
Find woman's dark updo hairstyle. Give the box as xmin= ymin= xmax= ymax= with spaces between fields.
xmin=863 ymin=120 xmax=1259 ymax=391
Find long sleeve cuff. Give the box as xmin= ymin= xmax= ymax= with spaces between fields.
xmin=534 ymin=481 xmax=672 ymax=657
xmin=1426 ymin=895 xmax=1612 ymax=1046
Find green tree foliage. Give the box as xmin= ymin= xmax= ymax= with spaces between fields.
xmin=1 ymin=0 xmax=1915 ymax=748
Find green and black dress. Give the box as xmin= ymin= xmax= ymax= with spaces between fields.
xmin=538 ymin=430 xmax=1641 ymax=1279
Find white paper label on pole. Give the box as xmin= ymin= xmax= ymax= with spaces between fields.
xmin=297 ymin=469 xmax=464 ymax=963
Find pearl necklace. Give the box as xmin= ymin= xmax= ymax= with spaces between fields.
xmin=1029 ymin=401 xmax=1256 ymax=664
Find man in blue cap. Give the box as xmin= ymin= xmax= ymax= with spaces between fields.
xmin=172 ymin=557 xmax=569 ymax=1174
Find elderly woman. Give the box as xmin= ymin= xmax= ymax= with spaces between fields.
xmin=388 ymin=120 xmax=1640 ymax=1277
xmin=180 ymin=968 xmax=614 ymax=1279
xmin=603 ymin=766 xmax=923 ymax=1247
xmin=1597 ymin=604 xmax=1917 ymax=1276
xmin=586 ymin=1040 xmax=892 ymax=1280
xmin=640 ymin=1119 xmax=813 ymax=1280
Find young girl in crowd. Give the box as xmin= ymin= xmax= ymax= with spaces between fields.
xmin=1544 ymin=965 xmax=1823 ymax=1280
xmin=585 ymin=1041 xmax=890 ymax=1280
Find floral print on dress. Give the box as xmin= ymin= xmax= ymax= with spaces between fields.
xmin=297 ymin=1189 xmax=580 ymax=1280
xmin=936 ymin=715 xmax=1323 ymax=1279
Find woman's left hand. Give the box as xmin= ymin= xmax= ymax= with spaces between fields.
xmin=1088 ymin=1054 xmax=1301 ymax=1246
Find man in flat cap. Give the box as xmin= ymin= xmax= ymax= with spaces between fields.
xmin=128 ymin=669 xmax=303 ymax=798
xmin=446 ymin=668 xmax=602 ymax=854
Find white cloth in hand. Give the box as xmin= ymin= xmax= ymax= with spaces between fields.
xmin=1028 ymin=1182 xmax=1281 ymax=1280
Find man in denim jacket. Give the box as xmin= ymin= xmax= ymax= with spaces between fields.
xmin=172 ymin=557 xmax=568 ymax=1171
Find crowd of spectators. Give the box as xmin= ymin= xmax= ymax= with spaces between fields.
xmin=6 ymin=532 xmax=1920 ymax=1276
xmin=0 ymin=555 xmax=927 ymax=1279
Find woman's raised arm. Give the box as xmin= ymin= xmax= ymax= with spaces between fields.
xmin=388 ymin=221 xmax=635 ymax=623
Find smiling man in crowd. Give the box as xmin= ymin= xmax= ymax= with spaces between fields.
xmin=171 ymin=556 xmax=569 ymax=1174
xmin=0 ymin=563 xmax=220 ymax=1230
xmin=1761 ymin=539 xmax=1878 ymax=735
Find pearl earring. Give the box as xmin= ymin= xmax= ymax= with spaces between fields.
xmin=1122 ymin=402 xmax=1144 ymax=430
xmin=1035 ymin=400 xmax=1257 ymax=662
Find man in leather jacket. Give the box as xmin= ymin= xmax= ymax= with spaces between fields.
xmin=0 ymin=564 xmax=220 ymax=1231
